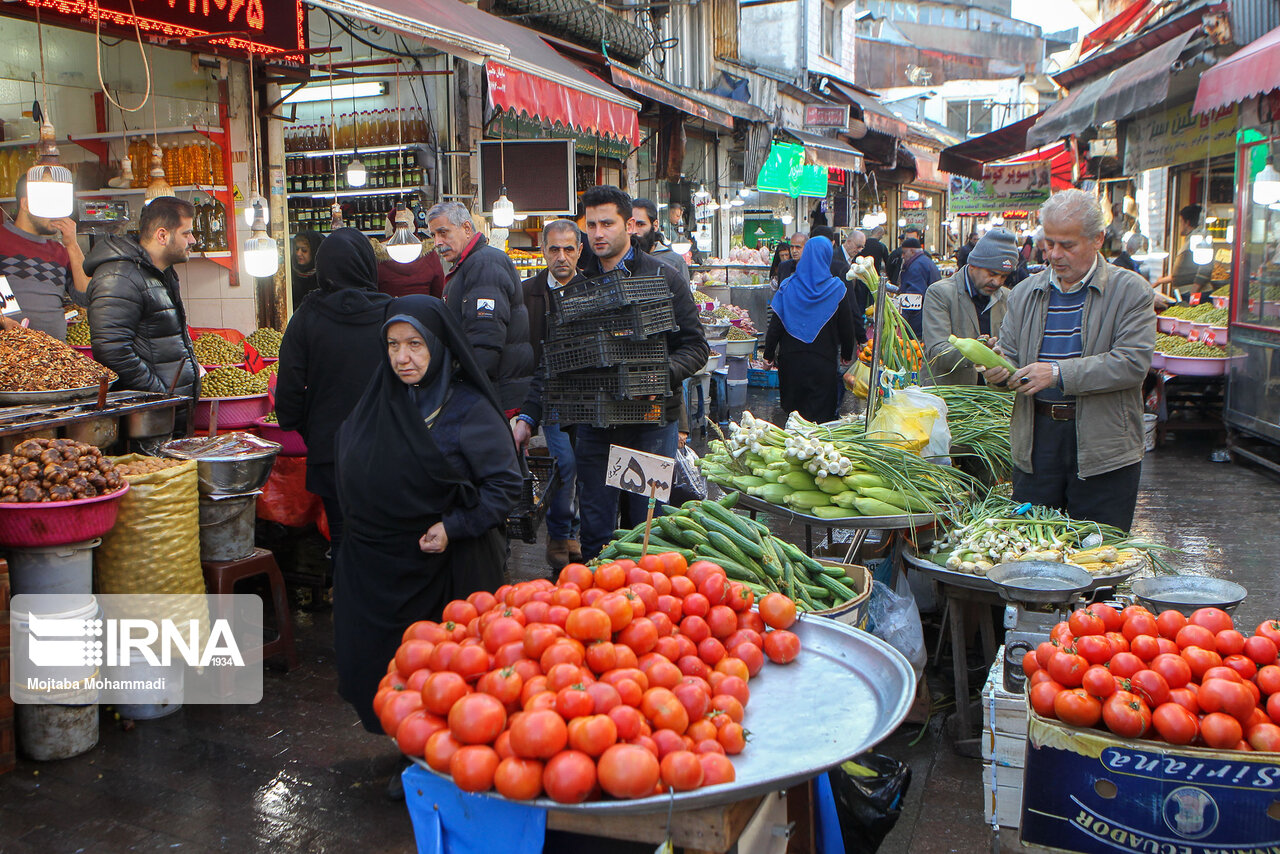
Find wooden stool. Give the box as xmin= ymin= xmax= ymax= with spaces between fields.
xmin=201 ymin=548 xmax=299 ymax=671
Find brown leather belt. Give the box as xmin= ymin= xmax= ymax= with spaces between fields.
xmin=1035 ymin=401 xmax=1076 ymax=421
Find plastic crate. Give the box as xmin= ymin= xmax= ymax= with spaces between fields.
xmin=506 ymin=455 xmax=559 ymax=544
xmin=545 ymin=363 xmax=670 ymax=399
xmin=544 ymin=333 xmax=668 ymax=375
xmin=546 ymin=393 xmax=666 ymax=428
xmin=550 ymin=299 xmax=677 ymax=342
xmin=550 ymin=271 xmax=670 ymax=322
xmin=748 ymin=367 xmax=779 ymax=388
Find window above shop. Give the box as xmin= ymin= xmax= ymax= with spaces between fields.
xmin=946 ymin=99 xmax=993 ymax=138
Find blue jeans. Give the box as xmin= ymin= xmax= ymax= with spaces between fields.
xmin=543 ymin=422 xmax=579 ymax=541
xmin=574 ymin=420 xmax=679 ymax=560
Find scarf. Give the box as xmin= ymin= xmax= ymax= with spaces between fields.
xmin=770 ymin=236 xmax=846 ymax=344
xmin=316 ymin=227 xmax=379 ymax=293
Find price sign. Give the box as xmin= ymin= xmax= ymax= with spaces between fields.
xmin=606 ymin=445 xmax=674 ymax=504
xmin=1190 ymin=292 xmax=1203 ymax=306
xmin=1204 ymin=330 xmax=1216 ymax=346
xmin=0 ymin=276 xmax=21 ymax=316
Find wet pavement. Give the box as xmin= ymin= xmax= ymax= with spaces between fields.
xmin=3 ymin=394 xmax=1280 ymax=853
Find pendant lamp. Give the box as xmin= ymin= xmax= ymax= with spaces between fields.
xmin=385 ymin=203 xmax=421 ymax=263
xmin=243 ymin=200 xmax=279 ymax=278
xmin=27 ymin=120 xmax=74 ymax=218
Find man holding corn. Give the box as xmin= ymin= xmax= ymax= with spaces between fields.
xmin=983 ymin=190 xmax=1155 ymax=531
xmin=922 ymin=228 xmax=1019 ymax=386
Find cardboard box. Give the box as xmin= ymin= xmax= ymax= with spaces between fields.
xmin=1021 ymin=712 xmax=1280 ymax=854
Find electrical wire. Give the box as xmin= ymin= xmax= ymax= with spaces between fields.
xmin=326 ymin=11 xmax=438 ymax=60
xmin=94 ymin=0 xmax=151 ymax=113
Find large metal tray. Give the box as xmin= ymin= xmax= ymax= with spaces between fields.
xmin=733 ymin=490 xmax=938 ymax=532
xmin=409 ymin=615 xmax=915 ymax=814
xmin=0 ymin=384 xmax=104 ymax=404
xmin=902 ymin=546 xmax=1141 ymax=594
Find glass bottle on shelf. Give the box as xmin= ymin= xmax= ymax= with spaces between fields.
xmin=209 ymin=196 xmax=227 ymax=251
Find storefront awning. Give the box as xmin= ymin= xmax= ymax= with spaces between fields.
xmin=939 ymin=113 xmax=1042 ymax=178
xmin=1000 ymin=141 xmax=1083 ymax=192
xmin=779 ymin=128 xmax=864 ymax=173
xmin=1194 ymin=23 xmax=1280 ymax=114
xmin=907 ymin=145 xmax=945 ymax=188
xmin=308 ymin=0 xmax=639 ymax=144
xmin=1026 ymin=29 xmax=1194 ymax=147
xmin=825 ymin=79 xmax=912 ymax=139
xmin=606 ymin=63 xmax=767 ymax=130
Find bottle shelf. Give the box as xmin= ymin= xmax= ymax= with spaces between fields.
xmin=286 ymin=142 xmax=424 ymax=159
xmin=286 ymin=186 xmax=421 ymax=199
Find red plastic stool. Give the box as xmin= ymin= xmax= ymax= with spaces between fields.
xmin=201 ymin=547 xmax=299 ymax=671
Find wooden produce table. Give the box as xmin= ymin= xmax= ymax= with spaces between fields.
xmin=546 ymin=786 xmax=810 ymax=853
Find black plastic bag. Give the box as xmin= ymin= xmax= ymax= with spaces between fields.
xmin=669 ymin=445 xmax=707 ymax=505
xmin=826 ymin=753 xmax=912 ymax=854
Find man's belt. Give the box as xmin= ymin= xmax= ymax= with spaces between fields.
xmin=1034 ymin=401 xmax=1076 ymax=421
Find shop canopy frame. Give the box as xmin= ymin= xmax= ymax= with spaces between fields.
xmin=305 ymin=0 xmax=639 ymax=145
xmin=606 ymin=61 xmax=768 ymax=131
xmin=777 ymin=128 xmax=865 ymax=174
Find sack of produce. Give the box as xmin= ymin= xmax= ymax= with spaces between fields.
xmin=97 ymin=454 xmax=208 ymax=640
xmin=866 ymin=387 xmax=950 ymax=458
xmin=825 ymin=753 xmax=913 ymax=854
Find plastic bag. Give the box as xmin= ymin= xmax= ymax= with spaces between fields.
xmin=669 ymin=445 xmax=707 ymax=505
xmin=866 ymin=386 xmax=950 ymax=458
xmin=843 ymin=360 xmax=871 ymax=398
xmin=257 ymin=455 xmax=324 ymax=528
xmin=826 ymin=753 xmax=913 ymax=854
xmin=867 ymin=572 xmax=926 ymax=678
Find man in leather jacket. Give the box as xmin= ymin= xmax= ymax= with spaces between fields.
xmin=85 ymin=197 xmax=199 ymax=411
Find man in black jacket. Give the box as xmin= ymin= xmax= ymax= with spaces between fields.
xmin=85 ymin=196 xmax=199 ymax=416
xmin=863 ymin=225 xmax=891 ymax=277
xmin=514 ymin=186 xmax=709 ymax=560
xmin=427 ymin=201 xmax=533 ymax=412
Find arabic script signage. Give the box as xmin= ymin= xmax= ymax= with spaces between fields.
xmin=804 ymin=104 xmax=849 ymax=129
xmin=947 ymin=161 xmax=1051 ymax=214
xmin=15 ymin=0 xmax=306 ymax=55
xmin=1123 ymin=103 xmax=1236 ymax=174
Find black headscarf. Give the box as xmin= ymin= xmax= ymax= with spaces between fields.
xmin=290 ymin=230 xmax=324 ymax=306
xmin=316 ymin=227 xmax=378 ymax=293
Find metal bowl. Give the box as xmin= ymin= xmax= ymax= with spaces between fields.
xmin=1130 ymin=575 xmax=1248 ymax=616
xmin=125 ymin=406 xmax=176 ymax=439
xmin=986 ymin=560 xmax=1093 ymax=605
xmin=160 ymin=433 xmax=280 ymax=495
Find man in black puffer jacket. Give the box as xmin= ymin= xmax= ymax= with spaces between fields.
xmin=85 ymin=197 xmax=199 ymax=411
xmin=426 ymin=202 xmax=533 ymax=413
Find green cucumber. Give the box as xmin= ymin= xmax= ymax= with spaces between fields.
xmin=717 ymin=492 xmax=739 ymax=508
xmin=693 ymin=513 xmax=765 ymax=560
xmin=815 ymin=572 xmax=859 ymax=602
xmin=706 ymin=530 xmax=752 ymax=567
xmin=699 ymin=500 xmax=760 ymax=541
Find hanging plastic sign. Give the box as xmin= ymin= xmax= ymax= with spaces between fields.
xmin=606 ymin=445 xmax=673 ymax=504
xmin=1190 ymin=292 xmax=1202 ymax=306
xmin=0 ymin=276 xmax=20 ymax=316
xmin=1204 ymin=330 xmax=1216 ymax=346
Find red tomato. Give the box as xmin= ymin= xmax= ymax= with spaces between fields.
xmin=1181 ymin=646 xmax=1223 ymax=680
xmin=1244 ymin=635 xmax=1279 ymax=667
xmin=1030 ymin=680 xmax=1063 ymax=718
xmin=725 ymin=582 xmax=754 ymax=613
xmin=424 ymin=729 xmax=463 ymax=773
xmin=1152 ymin=702 xmax=1198 ymax=745
xmin=1269 ymin=693 xmax=1280 ymax=723
xmin=1076 ymin=634 xmax=1113 ymax=665
xmin=380 ymin=689 xmax=425 ymax=737
xmin=1047 ymin=651 xmax=1089 ymax=688
xmin=1199 ymin=678 xmax=1256 ymax=725
xmin=698 ymin=573 xmax=727 ymax=606
xmin=596 ymin=744 xmax=661 ymax=799
xmin=671 ymin=681 xmax=711 ymax=722
xmin=1108 ymin=652 xmax=1145 ymax=679
xmin=448 ymin=693 xmax=507 ymax=745
xmin=1224 ymin=654 xmax=1259 ymax=682
xmin=1105 ymin=632 xmax=1131 ymax=655
xmin=567 ymin=714 xmax=618 ymax=757
xmin=1085 ymin=602 xmax=1123 ymax=633
xmin=421 ymin=671 xmax=470 ymax=717
xmin=1029 ymin=669 xmax=1056 ymax=688
xmin=1257 ymin=620 xmax=1280 ymax=648
xmin=1189 ymin=607 xmax=1235 ymax=636
xmin=477 ymin=667 xmax=524 ymax=709
xmin=1156 ymin=638 xmax=1180 ymax=656
xmin=1149 ymin=653 xmax=1192 ymax=690
xmin=1201 ymin=712 xmax=1244 ymax=750
xmin=682 ymin=592 xmax=711 ymax=618
xmin=450 ymin=745 xmax=500 ymax=792
xmin=1035 ymin=641 xmax=1062 ymax=670
xmin=1051 ymin=622 xmax=1074 ymax=647
xmin=1155 ymin=610 xmax=1187 ymax=640
xmin=494 ymin=757 xmax=544 ymax=800
xmin=1054 ymin=688 xmax=1102 ymax=728
xmin=1248 ymin=722 xmax=1280 ymax=752
xmin=396 ymin=709 xmax=448 ymax=757
xmin=1128 ymin=634 xmax=1161 ymax=663
xmin=1082 ymin=665 xmax=1117 ymax=699
xmin=706 ymin=606 xmax=738 ymax=640
xmin=585 ymin=680 xmax=622 ymax=715
xmin=442 ymin=599 xmax=479 ymax=626
xmin=733 ymin=642 xmax=766 ymax=677
xmin=1258 ymin=665 xmax=1280 ymax=696
xmin=642 ymin=687 xmax=691 ymax=734
xmin=1122 ymin=613 xmax=1158 ymax=642
xmin=1215 ymin=630 xmax=1247 ymax=657
xmin=1022 ymin=650 xmax=1042 ymax=677
xmin=616 ymin=618 xmax=659 ymax=656
xmin=607 ymin=704 xmax=644 ymax=741
xmin=1169 ymin=687 xmax=1200 ymax=715
xmin=1175 ymin=624 xmax=1217 ymax=651
xmin=542 ymin=750 xmax=598 ymax=804
xmin=1129 ymin=670 xmax=1171 ymax=708
xmin=659 ymin=750 xmax=704 ymax=791
xmin=1102 ymin=691 xmax=1151 ymax=739
xmin=762 ymin=630 xmax=801 ymax=664
xmin=556 ymin=685 xmax=595 ymax=720
xmin=710 ymin=694 xmax=745 ymax=723
xmin=716 ymin=721 xmax=747 ymax=755
xmin=757 ymin=591 xmax=797 ymax=630
xmin=1121 ymin=605 xmax=1154 ymax=623
xmin=1069 ymin=610 xmax=1105 ymax=637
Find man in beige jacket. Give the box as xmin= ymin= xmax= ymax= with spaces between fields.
xmin=984 ymin=190 xmax=1154 ymax=531
xmin=922 ymin=228 xmax=1019 ymax=385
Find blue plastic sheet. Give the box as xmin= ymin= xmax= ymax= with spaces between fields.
xmin=403 ymin=764 xmax=547 ymax=854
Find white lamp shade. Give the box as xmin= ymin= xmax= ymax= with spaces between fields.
xmin=242 ymin=193 xmax=269 ymax=227
xmin=671 ymin=240 xmax=692 ymax=255
xmin=346 ymin=157 xmax=367 ymax=188
xmin=492 ymin=192 xmax=515 ymax=228
xmin=1255 ymin=161 xmax=1280 ymax=206
xmin=385 ymin=213 xmax=422 ymax=262
xmin=780 ymin=213 xmax=793 ymax=224
xmin=1189 ymin=232 xmax=1214 ymax=265
xmin=25 ymin=166 xmax=74 ymax=218
xmin=243 ymin=233 xmax=279 ymax=277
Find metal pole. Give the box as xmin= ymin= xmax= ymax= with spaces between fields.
xmin=864 ymin=278 xmax=891 ymax=429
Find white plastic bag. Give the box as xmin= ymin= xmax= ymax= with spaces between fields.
xmin=866 ymin=386 xmax=951 ymax=459
xmin=867 ymin=572 xmax=927 ymax=680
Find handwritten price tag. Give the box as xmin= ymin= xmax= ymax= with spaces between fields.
xmin=1190 ymin=292 xmax=1203 ymax=306
xmin=1204 ymin=330 xmax=1216 ymax=346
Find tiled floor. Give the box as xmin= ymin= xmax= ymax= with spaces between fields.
xmin=2 ymin=418 xmax=1278 ymax=853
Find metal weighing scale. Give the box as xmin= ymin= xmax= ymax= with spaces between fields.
xmin=986 ymin=561 xmax=1094 ymax=693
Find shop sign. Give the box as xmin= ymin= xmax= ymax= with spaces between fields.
xmin=804 ymin=104 xmax=849 ymax=130
xmin=14 ymin=0 xmax=306 ymax=55
xmin=901 ymin=199 xmax=924 ymax=210
xmin=902 ymin=209 xmax=927 ymax=228
xmin=757 ymin=142 xmax=828 ymax=198
xmin=947 ymin=161 xmax=1051 ymax=214
xmin=1123 ymin=102 xmax=1236 ymax=174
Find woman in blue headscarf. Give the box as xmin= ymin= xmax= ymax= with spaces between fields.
xmin=764 ymin=235 xmax=856 ymax=423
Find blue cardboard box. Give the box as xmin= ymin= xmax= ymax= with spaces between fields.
xmin=1021 ymin=711 xmax=1280 ymax=854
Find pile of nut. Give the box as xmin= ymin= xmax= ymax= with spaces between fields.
xmin=192 ymin=333 xmax=243 ymax=366
xmin=0 ymin=328 xmax=115 ymax=391
xmin=245 ymin=328 xmax=283 ymax=358
xmin=0 ymin=438 xmax=124 ymax=503
xmin=113 ymin=457 xmax=187 ymax=477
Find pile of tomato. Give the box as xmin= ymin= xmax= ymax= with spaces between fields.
xmin=1025 ymin=603 xmax=1280 ymax=752
xmin=373 ymin=552 xmax=804 ymax=803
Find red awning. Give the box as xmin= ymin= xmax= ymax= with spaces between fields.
xmin=487 ymin=61 xmax=639 ymax=144
xmin=1194 ymin=23 xmax=1280 ymax=114
xmin=1001 ymin=142 xmax=1081 ymax=192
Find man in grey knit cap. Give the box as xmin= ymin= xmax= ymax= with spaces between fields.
xmin=923 ymin=228 xmax=1020 ymax=386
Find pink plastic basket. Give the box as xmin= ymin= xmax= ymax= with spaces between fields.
xmin=0 ymin=482 xmax=129 ymax=548
xmin=253 ymin=416 xmax=307 ymax=456
xmin=194 ymin=394 xmax=270 ymax=430
xmin=1162 ymin=355 xmax=1228 ymax=377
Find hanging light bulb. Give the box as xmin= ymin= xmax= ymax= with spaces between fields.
xmin=346 ymin=152 xmax=367 ymax=188
xmin=384 ymin=203 xmax=421 ymax=264
xmin=512 ymin=212 xmax=529 ymax=223
xmin=142 ymin=142 xmax=172 ymax=206
xmin=1255 ymin=159 xmax=1280 ymax=206
xmin=26 ymin=119 xmax=74 ymax=218
xmin=492 ymin=188 xmax=515 ymax=228
xmin=242 ymin=190 xmax=269 ymax=227
xmin=330 ymin=201 xmax=345 ymax=230
xmin=242 ymin=200 xmax=279 ymax=278
xmin=780 ymin=212 xmax=793 ymax=225
xmin=694 ymin=184 xmax=710 ymax=200
xmin=1189 ymin=229 xmax=1214 ymax=265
